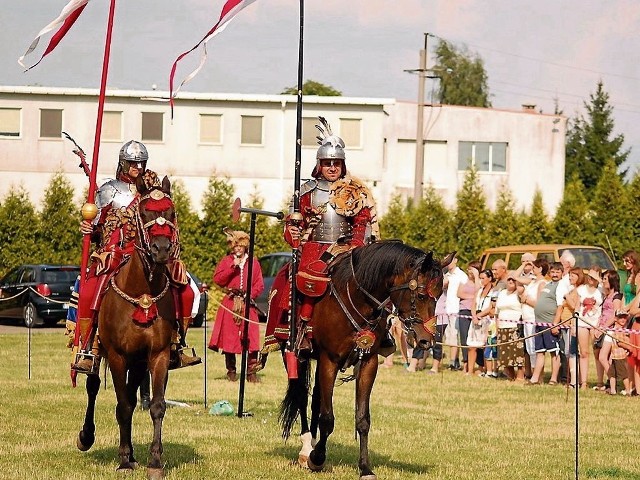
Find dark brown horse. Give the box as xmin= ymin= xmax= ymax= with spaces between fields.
xmin=280 ymin=240 xmax=453 ymax=480
xmin=77 ymin=175 xmax=178 ymax=480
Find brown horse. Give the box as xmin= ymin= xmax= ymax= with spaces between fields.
xmin=280 ymin=240 xmax=453 ymax=480
xmin=77 ymin=175 xmax=179 ymax=480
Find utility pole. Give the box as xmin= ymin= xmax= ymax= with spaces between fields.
xmin=413 ymin=33 xmax=429 ymax=207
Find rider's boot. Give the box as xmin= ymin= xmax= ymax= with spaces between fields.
xmin=72 ymin=317 xmax=101 ymax=375
xmin=169 ymin=318 xmax=201 ymax=369
xmin=379 ymin=331 xmax=396 ymax=358
xmin=296 ymin=301 xmax=314 ymax=356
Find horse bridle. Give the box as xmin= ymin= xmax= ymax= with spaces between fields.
xmin=331 ymin=253 xmax=439 ymax=337
xmin=134 ymin=190 xmax=179 ymax=273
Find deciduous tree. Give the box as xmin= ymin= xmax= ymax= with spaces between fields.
xmin=281 ymin=80 xmax=341 ymax=96
xmin=433 ymin=39 xmax=491 ymax=107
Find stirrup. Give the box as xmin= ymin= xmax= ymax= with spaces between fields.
xmin=169 ymin=346 xmax=202 ymax=370
xmin=72 ymin=351 xmax=100 ymax=375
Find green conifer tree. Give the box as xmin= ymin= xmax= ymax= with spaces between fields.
xmin=406 ymin=184 xmax=453 ymax=256
xmin=627 ymin=171 xmax=640 ymax=253
xmin=487 ymin=186 xmax=522 ymax=247
xmin=0 ymin=186 xmax=39 ymax=275
xmin=521 ymin=189 xmax=551 ymax=244
xmin=453 ymin=168 xmax=490 ymax=263
xmin=551 ymin=173 xmax=593 ymax=244
xmin=198 ymin=174 xmax=236 ymax=279
xmin=590 ymin=159 xmax=633 ymax=258
xmin=37 ymin=172 xmax=81 ymax=265
xmin=379 ymin=195 xmax=411 ymax=241
xmin=565 ymin=80 xmax=630 ymax=192
xmin=171 ymin=179 xmax=203 ymax=279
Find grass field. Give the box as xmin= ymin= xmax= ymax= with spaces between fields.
xmin=0 ymin=327 xmax=639 ymax=480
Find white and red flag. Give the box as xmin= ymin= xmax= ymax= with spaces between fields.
xmin=169 ymin=0 xmax=258 ymax=113
xmin=18 ymin=0 xmax=91 ymax=71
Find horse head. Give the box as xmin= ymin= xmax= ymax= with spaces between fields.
xmin=135 ymin=174 xmax=178 ymax=265
xmin=393 ymin=249 xmax=456 ymax=350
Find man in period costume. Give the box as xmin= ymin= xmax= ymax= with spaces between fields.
xmin=261 ymin=117 xmax=380 ymax=357
xmin=70 ymin=140 xmax=201 ymax=374
xmin=209 ymin=229 xmax=265 ymax=382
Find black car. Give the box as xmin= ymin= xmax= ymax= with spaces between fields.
xmin=255 ymin=252 xmax=292 ymax=322
xmin=188 ymin=271 xmax=208 ymax=328
xmin=0 ymin=264 xmax=80 ymax=327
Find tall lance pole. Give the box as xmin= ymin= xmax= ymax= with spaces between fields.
xmin=72 ymin=0 xmax=116 ymax=386
xmin=79 ymin=0 xmax=117 ymax=287
xmin=285 ymin=0 xmax=304 ymax=378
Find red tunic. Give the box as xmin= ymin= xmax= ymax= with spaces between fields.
xmin=209 ymin=254 xmax=264 ymax=354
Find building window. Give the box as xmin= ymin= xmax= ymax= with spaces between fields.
xmin=0 ymin=108 xmax=21 ymax=137
xmin=340 ymin=118 xmax=361 ymax=148
xmin=241 ymin=115 xmax=262 ymax=145
xmin=40 ymin=109 xmax=63 ymax=139
xmin=142 ymin=112 xmax=163 ymax=141
xmin=200 ymin=114 xmax=222 ymax=143
xmin=458 ymin=141 xmax=507 ymax=172
xmin=302 ymin=117 xmax=318 ymax=146
xmin=102 ymin=111 xmax=122 ymax=141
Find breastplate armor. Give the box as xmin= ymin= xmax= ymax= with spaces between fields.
xmin=95 ymin=179 xmax=137 ymax=223
xmin=309 ymin=180 xmax=351 ymax=243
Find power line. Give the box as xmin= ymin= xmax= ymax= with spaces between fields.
xmin=431 ymin=33 xmax=640 ymax=83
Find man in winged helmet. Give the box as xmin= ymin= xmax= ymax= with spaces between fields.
xmin=261 ymin=117 xmax=382 ymax=356
xmin=70 ymin=140 xmax=201 ymax=374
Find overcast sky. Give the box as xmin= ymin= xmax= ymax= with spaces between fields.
xmin=2 ymin=0 xmax=639 ymax=171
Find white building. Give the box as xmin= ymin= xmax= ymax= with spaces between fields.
xmin=0 ymin=86 xmax=566 ymax=216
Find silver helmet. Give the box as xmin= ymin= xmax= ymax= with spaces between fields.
xmin=117 ymin=140 xmax=148 ymax=178
xmin=312 ymin=116 xmax=347 ymax=178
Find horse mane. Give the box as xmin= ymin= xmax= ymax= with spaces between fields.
xmin=331 ymin=240 xmax=436 ymax=292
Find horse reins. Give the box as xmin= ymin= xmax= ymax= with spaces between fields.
xmin=331 ymin=252 xmax=437 ymax=337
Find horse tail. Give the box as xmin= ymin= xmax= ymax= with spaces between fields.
xmin=279 ymin=358 xmax=311 ymax=440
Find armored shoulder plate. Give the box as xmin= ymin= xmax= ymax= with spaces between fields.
xmin=299 ymin=179 xmax=317 ymax=197
xmin=95 ymin=179 xmax=137 ymax=223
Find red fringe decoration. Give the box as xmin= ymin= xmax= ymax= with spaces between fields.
xmin=144 ymin=197 xmax=173 ymax=212
xmin=132 ymin=304 xmax=158 ymax=324
xmin=149 ymin=224 xmax=172 ymax=237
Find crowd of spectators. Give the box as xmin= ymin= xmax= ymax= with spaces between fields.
xmin=394 ymin=250 xmax=640 ymax=395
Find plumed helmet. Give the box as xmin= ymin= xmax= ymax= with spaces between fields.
xmin=223 ymin=227 xmax=250 ymax=249
xmin=312 ymin=116 xmax=347 ymax=178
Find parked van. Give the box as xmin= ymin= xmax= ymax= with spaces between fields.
xmin=479 ymin=244 xmax=617 ymax=272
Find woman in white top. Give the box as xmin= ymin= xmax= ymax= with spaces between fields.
xmin=575 ymin=269 xmax=603 ymax=389
xmin=495 ymin=275 xmax=525 ymax=381
xmin=469 ymin=269 xmax=495 ymax=376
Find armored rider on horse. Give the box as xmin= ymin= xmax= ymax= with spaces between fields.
xmin=69 ymin=140 xmax=201 ymax=374
xmin=261 ymin=117 xmax=394 ymax=359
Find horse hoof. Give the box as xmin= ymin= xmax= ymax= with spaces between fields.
xmin=76 ymin=434 xmax=93 ymax=452
xmin=116 ymin=466 xmax=134 ymax=474
xmin=307 ymin=457 xmax=324 ymax=472
xmin=360 ymin=475 xmax=377 ymax=480
xmin=147 ymin=467 xmax=164 ymax=480
xmin=298 ymin=454 xmax=309 ymax=468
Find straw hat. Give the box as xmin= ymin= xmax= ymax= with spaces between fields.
xmin=587 ymin=269 xmax=602 ymax=284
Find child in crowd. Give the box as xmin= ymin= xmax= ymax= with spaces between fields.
xmin=606 ymin=313 xmax=631 ymax=395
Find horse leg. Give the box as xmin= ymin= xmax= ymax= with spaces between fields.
xmin=296 ymin=361 xmax=315 ymax=467
xmin=109 ymin=355 xmax=137 ymax=472
xmin=307 ymin=353 xmax=339 ymax=472
xmin=77 ymin=373 xmax=101 ymax=451
xmin=355 ymin=355 xmax=379 ymax=480
xmin=147 ymin=355 xmax=169 ymax=480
